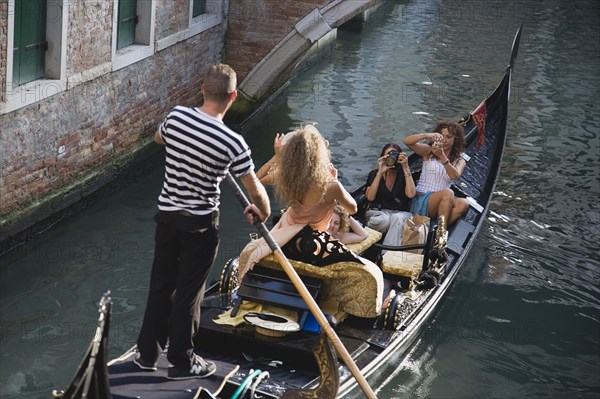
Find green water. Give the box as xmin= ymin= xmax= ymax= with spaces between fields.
xmin=1 ymin=0 xmax=599 ymax=398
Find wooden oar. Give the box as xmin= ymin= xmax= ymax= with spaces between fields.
xmin=225 ymin=173 xmax=377 ymax=399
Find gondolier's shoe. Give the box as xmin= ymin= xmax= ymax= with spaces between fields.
xmin=133 ymin=354 xmax=158 ymax=371
xmin=167 ymin=355 xmax=217 ymax=380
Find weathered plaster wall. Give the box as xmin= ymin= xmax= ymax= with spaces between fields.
xmin=1 ymin=30 xmax=223 ymax=220
xmin=155 ymin=0 xmax=190 ymax=41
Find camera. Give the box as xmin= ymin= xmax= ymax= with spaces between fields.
xmin=433 ymin=141 xmax=442 ymax=148
xmin=385 ymin=150 xmax=400 ymax=166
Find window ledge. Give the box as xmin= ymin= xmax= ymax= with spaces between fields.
xmin=2 ymin=78 xmax=68 ymax=114
xmin=189 ymin=13 xmax=220 ymax=37
xmin=155 ymin=13 xmax=221 ymax=52
xmin=112 ymin=44 xmax=155 ymax=71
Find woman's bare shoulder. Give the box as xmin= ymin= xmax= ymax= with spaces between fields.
xmin=322 ymin=180 xmax=343 ymax=198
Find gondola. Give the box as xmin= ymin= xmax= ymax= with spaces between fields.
xmin=56 ymin=25 xmax=522 ymax=399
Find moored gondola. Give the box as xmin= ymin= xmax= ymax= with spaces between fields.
xmin=58 ymin=25 xmax=522 ymax=399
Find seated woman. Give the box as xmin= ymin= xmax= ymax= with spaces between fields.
xmin=238 ymin=124 xmax=361 ymax=280
xmin=327 ymin=204 xmax=369 ymax=245
xmin=239 ymin=125 xmax=388 ymax=316
xmin=364 ymin=143 xmax=416 ymax=246
xmin=404 ymin=120 xmax=469 ymax=225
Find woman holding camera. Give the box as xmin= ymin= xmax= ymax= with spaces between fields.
xmin=364 ymin=143 xmax=416 ymax=245
xmin=404 ymin=120 xmax=469 ymax=225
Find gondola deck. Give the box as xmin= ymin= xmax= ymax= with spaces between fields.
xmin=108 ymin=351 xmax=239 ymax=399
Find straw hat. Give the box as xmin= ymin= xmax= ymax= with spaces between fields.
xmin=243 ymin=312 xmax=300 ymax=337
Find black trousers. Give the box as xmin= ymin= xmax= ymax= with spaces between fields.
xmin=136 ymin=210 xmax=219 ymax=369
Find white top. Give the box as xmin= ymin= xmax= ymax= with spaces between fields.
xmin=416 ymin=157 xmax=456 ymax=193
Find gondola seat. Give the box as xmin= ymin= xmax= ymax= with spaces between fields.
xmin=344 ymin=227 xmax=382 ymax=254
xmin=257 ymin=227 xmax=384 ymax=318
xmin=380 ymin=251 xmax=424 ymax=278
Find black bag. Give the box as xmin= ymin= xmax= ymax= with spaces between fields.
xmin=281 ymin=226 xmax=363 ymax=266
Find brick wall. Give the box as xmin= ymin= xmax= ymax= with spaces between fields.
xmin=155 ymin=0 xmax=189 ymax=41
xmin=0 ymin=2 xmax=226 ymax=243
xmin=68 ymin=0 xmax=113 ymax=74
xmin=0 ymin=1 xmax=6 ymax=103
xmin=226 ymin=0 xmax=333 ymax=82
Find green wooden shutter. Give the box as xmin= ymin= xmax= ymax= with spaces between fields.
xmin=117 ymin=0 xmax=137 ymax=50
xmin=13 ymin=0 xmax=47 ymax=86
xmin=192 ymin=0 xmax=206 ymax=17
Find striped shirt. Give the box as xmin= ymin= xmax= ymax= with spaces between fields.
xmin=416 ymin=156 xmax=461 ymax=193
xmin=156 ymin=106 xmax=254 ymax=215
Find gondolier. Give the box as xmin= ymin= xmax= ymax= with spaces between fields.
xmin=135 ymin=64 xmax=270 ymax=380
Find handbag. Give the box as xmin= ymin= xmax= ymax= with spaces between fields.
xmin=281 ymin=225 xmax=363 ymax=266
xmin=402 ymin=214 xmax=430 ymax=254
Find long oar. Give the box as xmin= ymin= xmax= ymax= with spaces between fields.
xmin=225 ymin=173 xmax=377 ymax=399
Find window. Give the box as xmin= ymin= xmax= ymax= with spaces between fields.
xmin=3 ymin=0 xmax=67 ymax=114
xmin=111 ymin=0 xmax=155 ymax=71
xmin=13 ymin=0 xmax=47 ymax=86
xmin=192 ymin=0 xmax=206 ymax=17
xmin=187 ymin=0 xmax=221 ymax=38
xmin=156 ymin=0 xmax=221 ymax=52
xmin=117 ymin=0 xmax=137 ymax=50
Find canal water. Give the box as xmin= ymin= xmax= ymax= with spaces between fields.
xmin=1 ymin=0 xmax=599 ymax=397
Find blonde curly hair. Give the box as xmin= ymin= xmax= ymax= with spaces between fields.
xmin=274 ymin=124 xmax=332 ymax=206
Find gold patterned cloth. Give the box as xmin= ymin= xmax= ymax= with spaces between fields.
xmin=238 ymin=227 xmax=384 ymax=318
xmin=345 ymin=227 xmax=382 ymax=254
xmin=257 ymin=255 xmax=383 ymax=318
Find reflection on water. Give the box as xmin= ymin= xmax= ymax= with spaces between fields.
xmin=1 ymin=0 xmax=599 ymax=397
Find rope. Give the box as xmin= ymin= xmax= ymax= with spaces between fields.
xmin=107 ymin=345 xmax=137 ymax=366
xmin=237 ymin=369 xmax=263 ymax=399
xmin=249 ymin=370 xmax=270 ymax=399
xmin=230 ymin=369 xmax=261 ymax=399
xmin=213 ymin=365 xmax=240 ymax=397
xmin=193 ymin=365 xmax=240 ymax=399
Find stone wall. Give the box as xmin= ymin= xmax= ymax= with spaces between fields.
xmin=0 ymin=1 xmax=6 ymax=103
xmin=226 ymin=0 xmax=332 ymax=82
xmin=67 ymin=1 xmax=113 ymax=74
